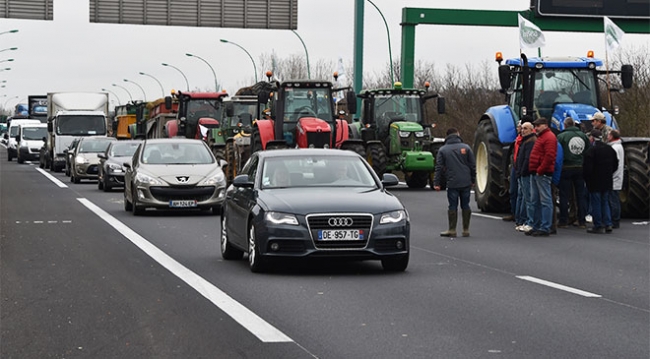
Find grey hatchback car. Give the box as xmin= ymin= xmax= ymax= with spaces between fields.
xmin=123 ymin=138 xmax=227 ymax=215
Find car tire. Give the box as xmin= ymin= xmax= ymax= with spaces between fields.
xmin=7 ymin=151 xmax=12 ymax=161
xmin=381 ymin=253 xmax=409 ymax=272
xmin=132 ymin=191 xmax=144 ymax=216
xmin=123 ymin=189 xmax=132 ymax=211
xmin=17 ymin=153 xmax=23 ymax=164
xmin=65 ymin=164 xmax=70 ymax=176
xmin=221 ymin=213 xmax=244 ymax=260
xmin=248 ymin=223 xmax=267 ymax=273
xmin=102 ymin=176 xmax=112 ymax=192
xmin=97 ymin=174 xmax=104 ymax=190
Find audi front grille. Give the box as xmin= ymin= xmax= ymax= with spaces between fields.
xmin=306 ymin=214 xmax=373 ymax=250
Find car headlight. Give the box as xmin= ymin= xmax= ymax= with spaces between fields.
xmin=199 ymin=171 xmax=226 ymax=186
xmin=135 ymin=172 xmax=162 ymax=185
xmin=380 ymin=210 xmax=407 ymax=224
xmin=75 ymin=155 xmax=89 ymax=164
xmin=108 ymin=163 xmax=124 ymax=172
xmin=398 ymin=131 xmax=411 ymax=138
xmin=265 ymin=211 xmax=299 ymax=225
xmin=414 ymin=131 xmax=426 ymax=138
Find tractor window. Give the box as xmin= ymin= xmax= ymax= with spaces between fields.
xmin=533 ymin=69 xmax=597 ymax=118
xmin=186 ymin=99 xmax=223 ymax=123
xmin=509 ymin=73 xmax=524 ymax=123
xmin=373 ymin=94 xmax=423 ymax=139
xmin=283 ymin=88 xmax=333 ymax=122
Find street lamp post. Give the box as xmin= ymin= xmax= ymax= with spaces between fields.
xmin=0 ymin=59 xmax=14 ymax=64
xmin=124 ymin=78 xmax=147 ymax=101
xmin=101 ymin=88 xmax=122 ymax=105
xmin=161 ymin=63 xmax=189 ymax=91
xmin=366 ymin=0 xmax=394 ymax=84
xmin=291 ymin=30 xmax=311 ymax=79
xmin=220 ymin=39 xmax=258 ymax=83
xmin=185 ymin=53 xmax=218 ymax=92
xmin=0 ymin=47 xmax=18 ymax=54
xmin=112 ymin=83 xmax=133 ymax=103
xmin=0 ymin=67 xmax=11 ymax=72
xmin=139 ymin=71 xmax=165 ymax=97
xmin=0 ymin=29 xmax=18 ymax=36
xmin=4 ymin=95 xmax=18 ymax=107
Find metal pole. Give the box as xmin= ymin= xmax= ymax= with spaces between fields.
xmin=112 ymin=83 xmax=133 ymax=103
xmin=101 ymin=88 xmax=122 ymax=105
xmin=185 ymin=53 xmax=218 ymax=91
xmin=124 ymin=78 xmax=147 ymax=101
xmin=220 ymin=39 xmax=258 ymax=83
xmin=161 ymin=62 xmax=190 ymax=91
xmin=291 ymin=30 xmax=310 ymax=79
xmin=139 ymin=72 xmax=165 ymax=98
xmin=353 ymin=0 xmax=365 ymax=115
xmin=367 ymin=0 xmax=393 ymax=85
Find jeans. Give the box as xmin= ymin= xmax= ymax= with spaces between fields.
xmin=590 ymin=191 xmax=612 ymax=229
xmin=447 ymin=186 xmax=471 ymax=211
xmin=559 ymin=167 xmax=587 ymax=225
xmin=609 ymin=190 xmax=621 ymax=226
xmin=531 ymin=174 xmax=553 ymax=233
xmin=509 ymin=166 xmax=518 ymax=216
xmin=520 ymin=176 xmax=534 ymax=227
xmin=515 ymin=176 xmax=527 ymax=225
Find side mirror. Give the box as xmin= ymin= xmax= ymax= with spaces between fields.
xmin=346 ymin=90 xmax=357 ymax=115
xmin=3 ymin=133 xmax=7 ymax=140
xmin=233 ymin=174 xmax=254 ymax=188
xmin=98 ymin=153 xmax=107 ymax=159
xmin=41 ymin=136 xmax=46 ymax=142
xmin=498 ymin=65 xmax=511 ymax=90
xmin=621 ymin=64 xmax=633 ymax=89
xmin=164 ymin=96 xmax=172 ymax=110
xmin=381 ymin=173 xmax=399 ymax=187
xmin=63 ymin=149 xmax=68 ymax=155
xmin=123 ymin=163 xmax=131 ymax=169
xmin=437 ymin=97 xmax=446 ymax=114
xmin=47 ymin=122 xmax=53 ymax=132
xmin=15 ymin=135 xmax=20 ymax=142
xmin=218 ymin=159 xmax=228 ymax=170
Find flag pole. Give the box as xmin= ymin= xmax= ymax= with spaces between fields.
xmin=605 ymin=49 xmax=612 ymax=108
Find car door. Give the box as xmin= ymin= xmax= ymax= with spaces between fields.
xmin=227 ymin=154 xmax=259 ymax=245
xmin=124 ymin=143 xmax=142 ymax=200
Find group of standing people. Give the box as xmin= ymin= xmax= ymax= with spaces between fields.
xmin=506 ymin=112 xmax=623 ymax=236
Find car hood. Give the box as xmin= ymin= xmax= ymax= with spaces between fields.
xmin=141 ymin=164 xmax=220 ymax=185
xmin=258 ymin=187 xmax=403 ymax=214
xmin=77 ymin=153 xmax=102 ymax=163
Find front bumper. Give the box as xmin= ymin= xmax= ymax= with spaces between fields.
xmin=75 ymin=161 xmax=101 ymax=179
xmin=134 ymin=184 xmax=226 ymax=210
xmin=19 ymin=146 xmax=41 ymax=160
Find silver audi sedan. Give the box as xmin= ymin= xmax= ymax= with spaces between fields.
xmin=123 ymin=138 xmax=227 ymax=215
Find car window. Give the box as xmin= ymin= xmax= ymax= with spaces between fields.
xmin=79 ymin=139 xmax=114 ymax=153
xmin=110 ymin=142 xmax=140 ymax=157
xmin=143 ymin=142 xmax=214 ymax=164
xmin=261 ymin=156 xmax=377 ymax=189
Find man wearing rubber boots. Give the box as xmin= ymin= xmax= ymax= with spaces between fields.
xmin=433 ymin=128 xmax=476 ymax=237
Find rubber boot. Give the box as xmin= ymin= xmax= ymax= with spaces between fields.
xmin=440 ymin=210 xmax=458 ymax=237
xmin=462 ymin=209 xmax=472 ymax=237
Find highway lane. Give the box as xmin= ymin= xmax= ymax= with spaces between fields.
xmin=2 ymin=147 xmax=648 ymax=358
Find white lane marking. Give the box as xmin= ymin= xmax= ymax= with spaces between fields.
xmin=36 ymin=167 xmax=68 ymax=188
xmin=516 ymin=276 xmax=602 ymax=298
xmin=472 ymin=212 xmax=502 ymax=220
xmin=77 ymin=198 xmax=293 ymax=343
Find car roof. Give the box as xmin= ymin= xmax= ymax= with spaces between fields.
xmin=18 ymin=123 xmax=47 ymax=127
xmin=257 ymin=148 xmax=361 ymax=159
xmin=143 ymin=138 xmax=205 ymax=144
xmin=79 ymin=136 xmax=114 ymax=142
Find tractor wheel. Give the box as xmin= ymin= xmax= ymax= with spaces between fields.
xmin=343 ymin=143 xmax=366 ymax=159
xmin=473 ymin=119 xmax=510 ymax=213
xmin=620 ymin=141 xmax=650 ymax=219
xmin=213 ymin=147 xmax=226 ymax=163
xmin=252 ymin=130 xmax=263 ymax=154
xmin=366 ymin=143 xmax=387 ymax=177
xmin=406 ymin=171 xmax=428 ymax=189
xmin=225 ymin=141 xmax=236 ymax=184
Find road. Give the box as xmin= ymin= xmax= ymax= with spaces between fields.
xmin=1 ymin=145 xmax=648 ymax=358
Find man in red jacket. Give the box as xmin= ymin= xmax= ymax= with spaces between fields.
xmin=527 ymin=118 xmax=557 ymax=236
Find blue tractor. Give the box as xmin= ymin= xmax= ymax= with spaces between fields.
xmin=474 ymin=52 xmax=649 ymax=218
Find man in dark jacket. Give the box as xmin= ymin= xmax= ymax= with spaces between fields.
xmin=433 ymin=128 xmax=476 ymax=237
xmin=583 ymin=129 xmax=618 ymax=234
xmin=556 ymin=117 xmax=590 ymax=228
xmin=528 ymin=118 xmax=557 ymax=236
xmin=515 ymin=121 xmax=536 ymax=233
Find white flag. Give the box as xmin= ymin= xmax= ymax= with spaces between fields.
xmin=518 ymin=14 xmax=546 ymax=49
xmin=604 ymin=16 xmax=625 ymax=52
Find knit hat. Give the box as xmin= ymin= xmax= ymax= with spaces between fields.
xmin=590 ymin=129 xmax=602 ymax=141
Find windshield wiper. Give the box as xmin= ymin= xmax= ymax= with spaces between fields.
xmin=570 ymin=70 xmax=590 ymax=90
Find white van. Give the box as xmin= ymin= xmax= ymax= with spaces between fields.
xmin=5 ymin=118 xmax=41 ymax=161
xmin=15 ymin=123 xmax=48 ymax=163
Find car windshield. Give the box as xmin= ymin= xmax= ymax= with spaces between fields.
xmin=142 ymin=142 xmax=214 ymax=165
xmin=22 ymin=127 xmax=47 ymax=140
xmin=109 ymin=142 xmax=141 ymax=157
xmin=262 ymin=156 xmax=377 ymax=189
xmin=79 ymin=139 xmax=114 ymax=153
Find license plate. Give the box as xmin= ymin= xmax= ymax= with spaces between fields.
xmin=318 ymin=229 xmax=364 ymax=241
xmin=169 ymin=200 xmax=197 ymax=208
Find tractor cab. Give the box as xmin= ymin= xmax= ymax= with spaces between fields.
xmin=164 ymin=91 xmax=228 ymax=139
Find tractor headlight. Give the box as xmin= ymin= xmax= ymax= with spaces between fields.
xmin=414 ymin=131 xmax=426 ymax=138
xmin=398 ymin=131 xmax=411 ymax=138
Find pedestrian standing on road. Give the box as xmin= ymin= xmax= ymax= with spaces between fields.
xmin=515 ymin=121 xmax=537 ymax=233
xmin=550 ymin=141 xmax=564 ymax=235
xmin=583 ymin=129 xmax=618 ymax=234
xmin=503 ymin=121 xmax=523 ymax=223
xmin=608 ymin=130 xmax=624 ymax=229
xmin=591 ymin=112 xmax=612 ymax=143
xmin=527 ymin=118 xmax=557 ymax=237
xmin=433 ymin=128 xmax=476 ymax=238
xmin=557 ymin=117 xmax=590 ymax=228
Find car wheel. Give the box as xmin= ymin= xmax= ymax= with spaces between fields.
xmin=65 ymin=163 xmax=70 ymax=176
xmin=123 ymin=189 xmax=132 ymax=211
xmin=17 ymin=153 xmax=23 ymax=164
xmin=381 ymin=253 xmax=409 ymax=272
xmin=102 ymin=176 xmax=112 ymax=192
xmin=97 ymin=174 xmax=104 ymax=190
xmin=132 ymin=191 xmax=144 ymax=216
xmin=248 ymin=223 xmax=267 ymax=273
xmin=7 ymin=151 xmax=12 ymax=161
xmin=221 ymin=213 xmax=244 ymax=260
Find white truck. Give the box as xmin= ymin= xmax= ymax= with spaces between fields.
xmin=46 ymin=92 xmax=109 ymax=172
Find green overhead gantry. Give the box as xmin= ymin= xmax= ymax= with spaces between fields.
xmin=397 ymin=8 xmax=650 ymax=89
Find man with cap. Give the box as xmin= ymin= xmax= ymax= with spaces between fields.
xmin=591 ymin=112 xmax=612 ymax=143
xmin=556 ymin=116 xmax=590 ymax=228
xmin=527 ymin=117 xmax=557 ymax=237
xmin=583 ymin=129 xmax=618 ymax=234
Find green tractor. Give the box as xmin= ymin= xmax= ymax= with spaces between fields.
xmin=350 ymin=82 xmax=445 ymax=188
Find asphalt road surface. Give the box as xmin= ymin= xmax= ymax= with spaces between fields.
xmin=1 ymin=145 xmax=648 ymax=358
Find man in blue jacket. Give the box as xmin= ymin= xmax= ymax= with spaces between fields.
xmin=433 ymin=128 xmax=476 ymax=237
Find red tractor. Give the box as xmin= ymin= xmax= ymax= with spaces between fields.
xmin=163 ymin=91 xmax=228 ymax=145
xmin=251 ymin=80 xmax=363 ymax=155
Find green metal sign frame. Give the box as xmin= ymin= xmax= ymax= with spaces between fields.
xmin=398 ymin=8 xmax=650 ymax=88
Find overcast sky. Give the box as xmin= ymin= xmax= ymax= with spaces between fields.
xmin=0 ymin=0 xmax=647 ymax=109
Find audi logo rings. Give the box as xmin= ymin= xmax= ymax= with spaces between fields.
xmin=328 ymin=217 xmax=353 ymax=227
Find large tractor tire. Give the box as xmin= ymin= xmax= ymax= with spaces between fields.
xmin=620 ymin=141 xmax=650 ymax=219
xmin=251 ymin=130 xmax=263 ymax=154
xmin=342 ymin=143 xmax=366 ymax=160
xmin=213 ymin=147 xmax=226 ymax=163
xmin=366 ymin=143 xmax=387 ymax=177
xmin=406 ymin=171 xmax=428 ymax=189
xmin=473 ymin=119 xmax=510 ymax=213
xmin=225 ymin=141 xmax=236 ymax=184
